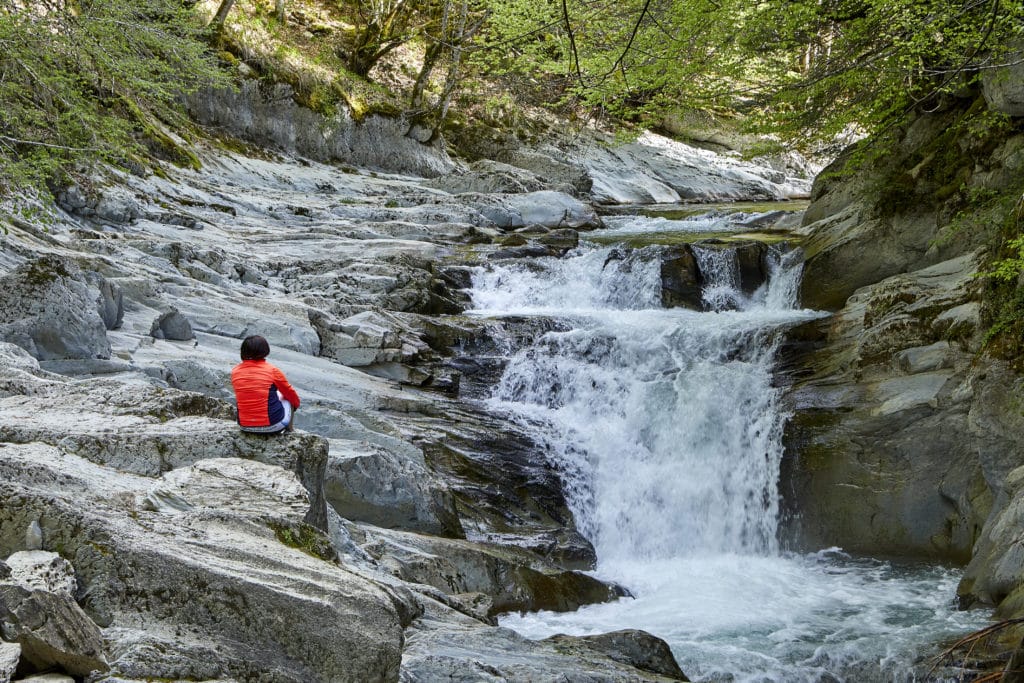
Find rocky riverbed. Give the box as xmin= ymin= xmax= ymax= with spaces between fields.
xmin=0 ymin=104 xmax=812 ymax=683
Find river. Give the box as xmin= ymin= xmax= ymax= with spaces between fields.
xmin=468 ymin=209 xmax=991 ymax=682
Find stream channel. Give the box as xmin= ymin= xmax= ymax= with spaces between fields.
xmin=466 ymin=206 xmax=992 ymax=682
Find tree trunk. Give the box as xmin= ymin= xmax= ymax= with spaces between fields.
xmin=275 ymin=0 xmax=286 ymax=24
xmin=210 ymin=0 xmax=235 ymax=30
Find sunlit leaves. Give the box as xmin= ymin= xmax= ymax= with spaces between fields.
xmin=0 ymin=1 xmax=227 ymax=193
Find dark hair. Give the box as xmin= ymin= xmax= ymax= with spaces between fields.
xmin=240 ymin=335 xmax=270 ymax=361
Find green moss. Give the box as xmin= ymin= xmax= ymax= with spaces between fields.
xmin=268 ymin=521 xmax=335 ymax=561
xmin=22 ymin=256 xmax=71 ymax=287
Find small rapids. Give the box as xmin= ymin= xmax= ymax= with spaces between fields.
xmin=468 ymin=220 xmax=990 ymax=683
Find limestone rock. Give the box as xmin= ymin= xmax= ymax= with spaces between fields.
xmin=0 ymin=583 xmax=108 ymax=677
xmin=144 ymin=458 xmax=310 ymax=519
xmin=0 ymin=641 xmax=20 ymax=681
xmin=149 ymin=307 xmax=194 ymax=341
xmin=545 ymin=630 xmax=689 ymax=681
xmin=25 ymin=521 xmax=42 ymax=551
xmin=464 ymin=191 xmax=601 ymax=230
xmin=401 ymin=600 xmax=684 ymax=682
xmin=4 ymin=551 xmax=77 ymax=598
xmin=57 ymin=184 xmax=141 ymax=225
xmin=779 ymin=254 xmax=997 ymax=561
xmin=357 ymin=526 xmax=626 ymax=616
xmin=314 ymin=309 xmax=430 ymax=367
xmin=0 ymin=256 xmax=111 ymax=361
xmin=87 ymin=273 xmax=124 ymax=331
xmin=580 ymin=131 xmax=809 ymax=205
xmin=982 ymin=44 xmax=1024 ymax=117
xmin=325 ymin=439 xmax=462 ymax=536
xmin=0 ymin=452 xmax=405 ymax=682
xmin=187 ymin=79 xmax=455 ymax=177
xmin=425 ymin=160 xmax=559 ymax=195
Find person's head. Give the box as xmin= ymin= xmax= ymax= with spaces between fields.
xmin=240 ymin=335 xmax=270 ymax=361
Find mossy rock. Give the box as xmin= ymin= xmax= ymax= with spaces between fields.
xmin=268 ymin=521 xmax=335 ymax=561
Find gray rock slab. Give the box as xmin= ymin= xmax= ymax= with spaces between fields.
xmin=326 ymin=439 xmax=461 ymax=536
xmin=0 ymin=583 xmax=108 ymax=677
xmin=0 ymin=641 xmax=20 ymax=681
xmin=357 ymin=525 xmax=624 ymax=616
xmin=0 ymin=256 xmax=111 ymax=361
xmin=401 ymin=600 xmax=683 ymax=682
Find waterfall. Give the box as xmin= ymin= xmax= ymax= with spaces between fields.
xmin=470 ymin=236 xmax=988 ymax=682
xmin=475 ymin=244 xmax=806 ymax=559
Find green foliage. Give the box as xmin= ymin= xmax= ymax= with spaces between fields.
xmin=738 ymin=0 xmax=1024 ymax=143
xmin=0 ymin=0 xmax=228 ymax=195
xmin=465 ymin=0 xmax=1024 ymax=145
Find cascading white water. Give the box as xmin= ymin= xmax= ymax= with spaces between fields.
xmin=469 ymin=225 xmax=990 ymax=682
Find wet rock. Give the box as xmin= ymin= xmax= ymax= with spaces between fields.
xmin=779 ymin=254 xmax=998 ymax=562
xmin=693 ymin=239 xmax=769 ymax=295
xmin=0 ymin=256 xmax=111 ymax=361
xmin=545 ymin=630 xmax=689 ymax=680
xmin=659 ymin=245 xmax=702 ymax=309
xmin=489 ymin=244 xmax=555 ymax=260
xmin=325 ymin=439 xmax=463 ymax=537
xmin=465 ymin=191 xmax=601 ymax=230
xmin=537 ymin=228 xmax=580 ymax=253
xmin=401 ymin=600 xmax=682 ymax=682
xmin=359 ymin=526 xmax=625 ymax=616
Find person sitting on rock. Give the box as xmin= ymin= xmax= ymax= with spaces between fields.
xmin=231 ymin=335 xmax=300 ymax=434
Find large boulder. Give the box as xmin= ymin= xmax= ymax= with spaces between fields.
xmin=982 ymin=44 xmax=1024 ymax=117
xmin=325 ymin=439 xmax=463 ymax=537
xmin=779 ymin=254 xmax=1003 ymax=562
xmin=401 ymin=600 xmax=688 ymax=682
xmin=959 ymin=465 xmax=1024 ymax=612
xmin=0 ymin=378 xmax=331 ymax=531
xmin=0 ymin=444 xmax=408 ymax=682
xmin=356 ymin=526 xmax=626 ymax=616
xmin=0 ymin=551 xmax=107 ymax=678
xmin=545 ymin=630 xmax=689 ymax=681
xmin=0 ymin=256 xmax=111 ymax=361
xmin=187 ymin=79 xmax=455 ymax=177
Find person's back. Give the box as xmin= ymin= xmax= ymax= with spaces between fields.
xmin=231 ymin=335 xmax=300 ymax=434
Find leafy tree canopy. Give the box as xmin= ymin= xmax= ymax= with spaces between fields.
xmin=473 ymin=0 xmax=1024 ymax=144
xmin=0 ymin=0 xmax=228 ymax=195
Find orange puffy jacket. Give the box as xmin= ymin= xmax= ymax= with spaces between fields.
xmin=230 ymin=359 xmax=301 ymax=427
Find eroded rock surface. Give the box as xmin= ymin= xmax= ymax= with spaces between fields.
xmin=0 ymin=124 xmax=723 ymax=679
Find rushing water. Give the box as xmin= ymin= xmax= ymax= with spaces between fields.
xmin=468 ymin=217 xmax=990 ymax=682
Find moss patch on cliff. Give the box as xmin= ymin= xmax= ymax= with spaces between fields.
xmin=213 ymin=0 xmax=405 ymax=121
xmin=268 ymin=521 xmax=335 ymax=561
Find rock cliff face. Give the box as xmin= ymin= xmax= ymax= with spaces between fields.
xmin=0 ymin=89 xmax=809 ymax=677
xmin=779 ymin=82 xmax=1024 ymax=620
